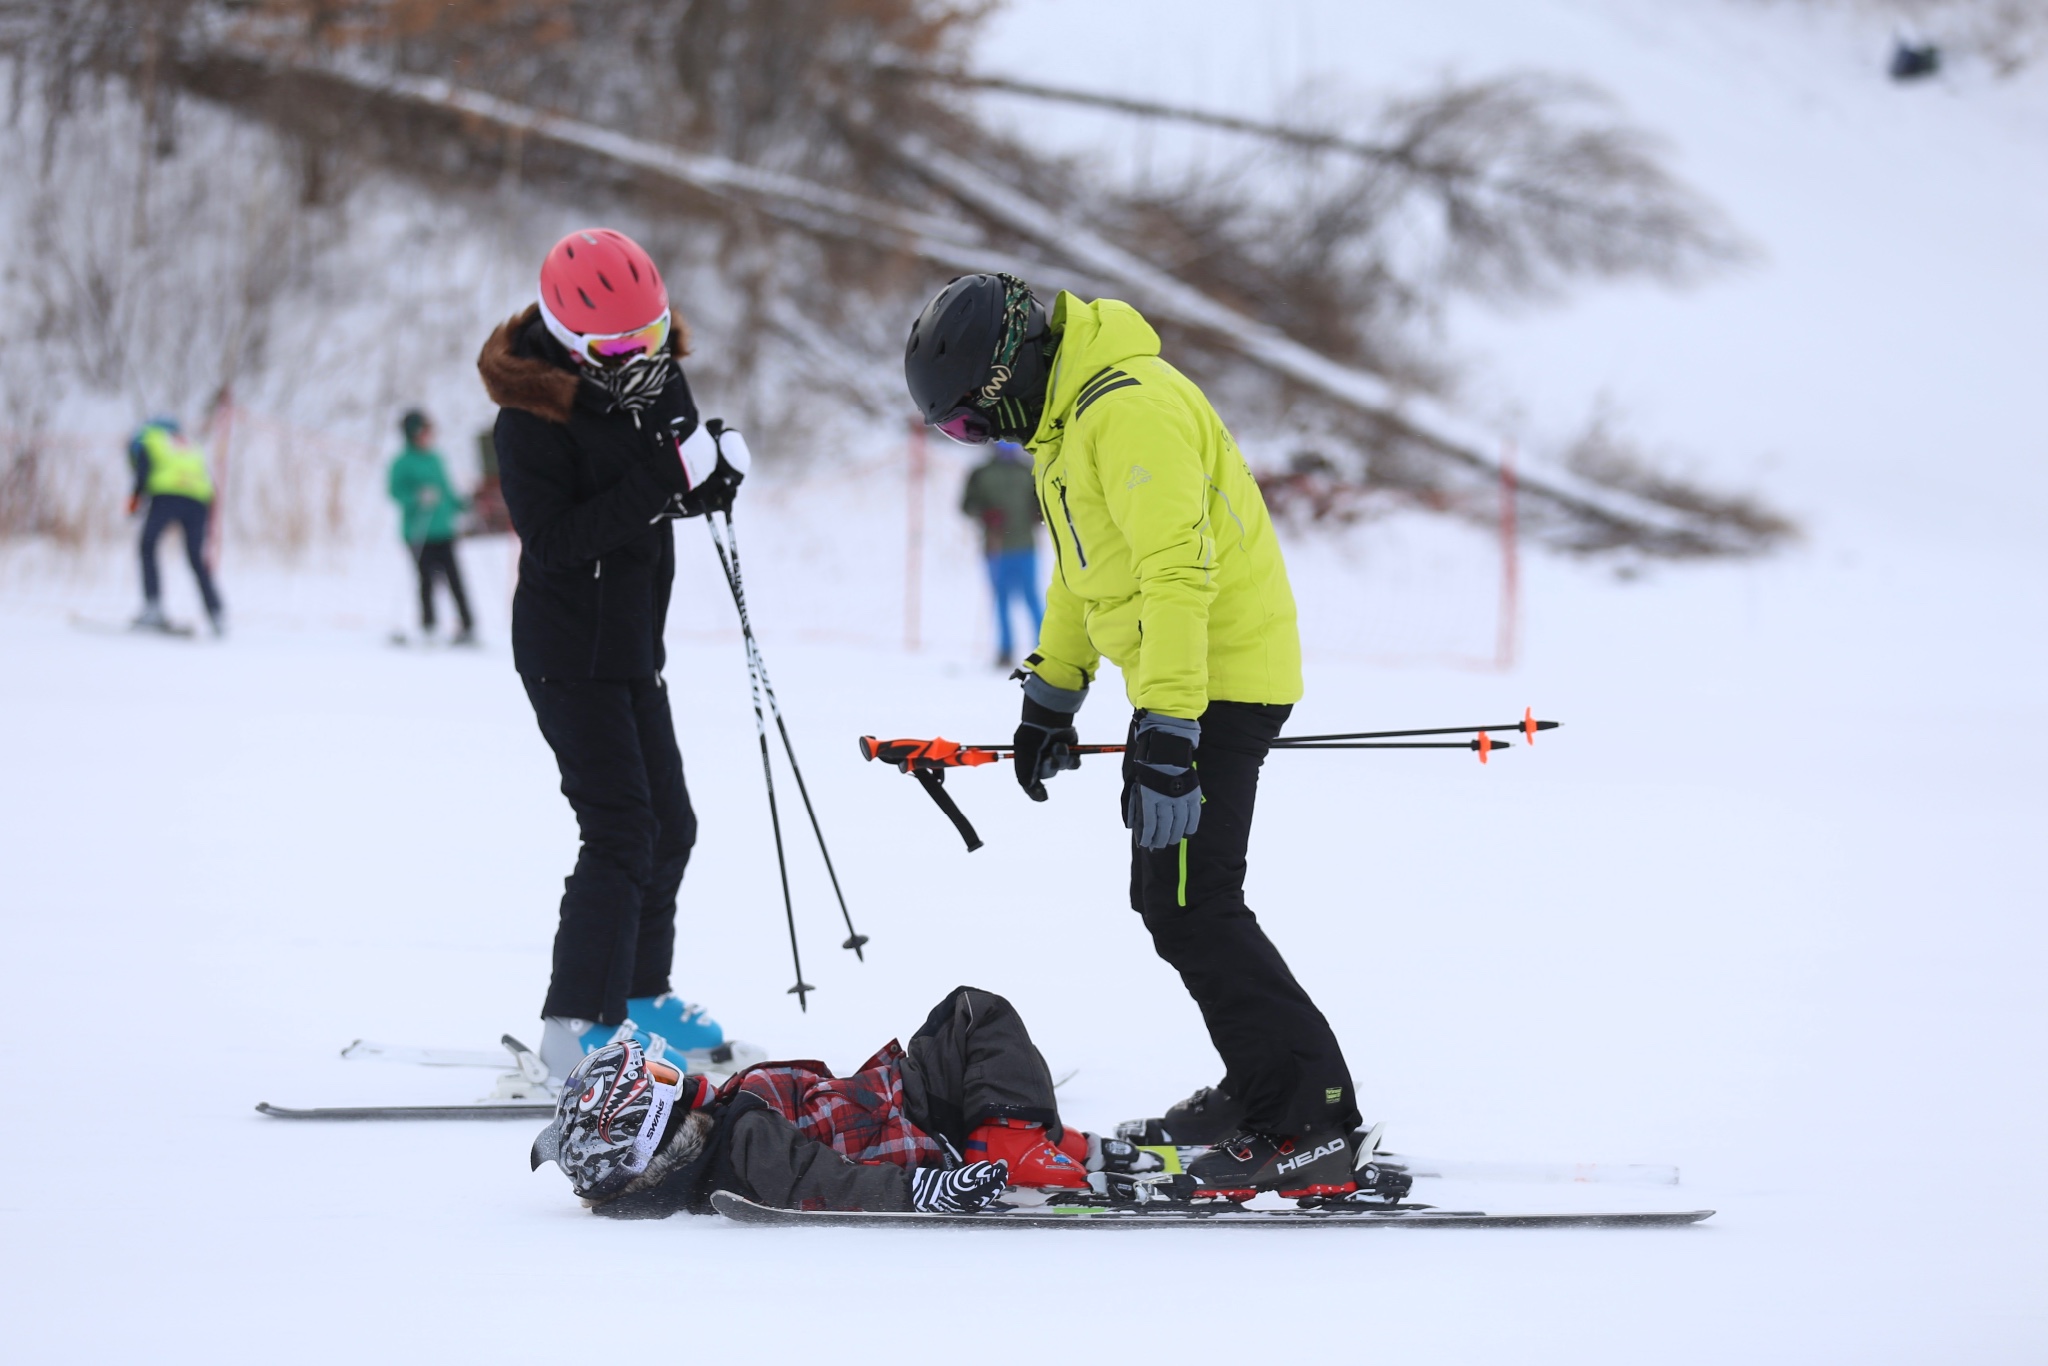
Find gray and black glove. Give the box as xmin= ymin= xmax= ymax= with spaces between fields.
xmin=911 ymin=1160 xmax=1009 ymax=1214
xmin=1013 ymin=673 xmax=1087 ymax=802
xmin=1123 ymin=711 xmax=1202 ymax=849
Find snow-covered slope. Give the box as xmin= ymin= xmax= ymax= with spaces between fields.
xmin=1 ymin=3 xmax=2043 ymax=1362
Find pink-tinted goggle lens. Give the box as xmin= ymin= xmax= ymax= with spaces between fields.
xmin=935 ymin=408 xmax=995 ymax=445
xmin=584 ymin=314 xmax=670 ymax=364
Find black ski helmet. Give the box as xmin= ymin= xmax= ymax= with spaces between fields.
xmin=904 ymin=273 xmax=1051 ymax=444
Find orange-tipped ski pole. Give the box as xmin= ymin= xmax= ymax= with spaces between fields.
xmin=859 ymin=713 xmax=1560 ymax=852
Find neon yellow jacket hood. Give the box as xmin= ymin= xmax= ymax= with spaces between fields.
xmin=1024 ymin=293 xmax=1301 ymax=716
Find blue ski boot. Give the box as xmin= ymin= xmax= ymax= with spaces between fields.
xmin=625 ymin=993 xmax=725 ymax=1053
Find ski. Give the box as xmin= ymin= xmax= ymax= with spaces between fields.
xmin=259 ymin=1034 xmax=781 ymax=1118
xmin=709 ymin=1190 xmax=1714 ymax=1230
xmin=1380 ymin=1156 xmax=1679 ymax=1186
xmin=1153 ymin=1148 xmax=1679 ymax=1187
xmin=1127 ymin=1122 xmax=1681 ymax=1187
xmin=69 ymin=613 xmax=197 ymax=639
xmin=341 ymin=1035 xmax=770 ymax=1076
xmin=256 ymin=1102 xmax=553 ymax=1121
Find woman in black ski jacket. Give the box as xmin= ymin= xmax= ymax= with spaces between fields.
xmin=477 ymin=229 xmax=743 ymax=1081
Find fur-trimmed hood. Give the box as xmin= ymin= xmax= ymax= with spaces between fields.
xmin=477 ymin=303 xmax=692 ymax=424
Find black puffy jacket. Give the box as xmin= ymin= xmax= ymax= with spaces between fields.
xmin=478 ymin=305 xmax=698 ymax=680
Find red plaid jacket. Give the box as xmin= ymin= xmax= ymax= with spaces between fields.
xmin=713 ymin=1040 xmax=944 ymax=1169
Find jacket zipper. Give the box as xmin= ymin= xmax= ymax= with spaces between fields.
xmin=590 ymin=556 xmax=605 ymax=674
xmin=1038 ymin=481 xmax=1067 ymax=585
xmin=1057 ymin=481 xmax=1089 ymax=569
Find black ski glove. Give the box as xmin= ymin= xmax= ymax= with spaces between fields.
xmin=1123 ymin=711 xmax=1202 ymax=849
xmin=911 ymin=1160 xmax=1009 ymax=1214
xmin=1013 ymin=673 xmax=1088 ymax=801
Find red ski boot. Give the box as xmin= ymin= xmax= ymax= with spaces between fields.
xmin=963 ymin=1118 xmax=1089 ymax=1189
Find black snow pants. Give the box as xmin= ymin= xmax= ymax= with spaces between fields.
xmin=1128 ymin=701 xmax=1361 ymax=1139
xmin=139 ymin=494 xmax=223 ymax=616
xmin=412 ymin=538 xmax=474 ymax=634
xmin=898 ymin=986 xmax=1068 ymax=1148
xmin=523 ymin=674 xmax=697 ymax=1024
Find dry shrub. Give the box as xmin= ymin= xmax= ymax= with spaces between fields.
xmin=0 ymin=0 xmax=1792 ymax=558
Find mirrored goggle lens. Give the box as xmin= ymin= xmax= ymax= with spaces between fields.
xmin=935 ymin=408 xmax=996 ymax=445
xmin=584 ymin=314 xmax=670 ymax=364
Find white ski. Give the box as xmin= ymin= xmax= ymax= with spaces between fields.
xmin=342 ymin=1034 xmax=769 ymax=1078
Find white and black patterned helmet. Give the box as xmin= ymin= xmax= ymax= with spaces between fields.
xmin=530 ymin=1039 xmax=694 ymax=1201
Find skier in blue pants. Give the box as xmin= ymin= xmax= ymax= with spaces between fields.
xmin=960 ymin=441 xmax=1043 ymax=668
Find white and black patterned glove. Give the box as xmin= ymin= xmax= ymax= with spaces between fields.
xmin=911 ymin=1160 xmax=1009 ymax=1214
xmin=667 ymin=418 xmax=750 ymax=518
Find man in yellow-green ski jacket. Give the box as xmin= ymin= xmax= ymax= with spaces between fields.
xmin=904 ymin=274 xmax=1360 ymax=1199
xmin=126 ymin=416 xmax=225 ymax=635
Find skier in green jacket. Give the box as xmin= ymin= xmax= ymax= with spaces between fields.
xmin=960 ymin=441 xmax=1043 ymax=668
xmin=387 ymin=409 xmax=476 ymax=645
xmin=904 ymin=274 xmax=1361 ymax=1202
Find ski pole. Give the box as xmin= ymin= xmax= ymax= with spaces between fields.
xmin=1273 ymin=710 xmax=1556 ymax=746
xmin=710 ymin=509 xmax=867 ymax=959
xmin=705 ymin=516 xmax=813 ymax=1008
xmin=859 ymin=713 xmax=1559 ymax=852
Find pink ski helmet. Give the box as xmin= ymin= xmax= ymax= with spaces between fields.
xmin=537 ymin=228 xmax=672 ymax=367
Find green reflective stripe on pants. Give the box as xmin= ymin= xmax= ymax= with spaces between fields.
xmin=1177 ymin=838 xmax=1189 ymax=907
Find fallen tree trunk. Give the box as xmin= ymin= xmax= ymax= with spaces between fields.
xmin=187 ymin=43 xmax=1769 ymax=556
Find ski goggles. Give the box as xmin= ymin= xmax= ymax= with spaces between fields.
xmin=931 ymin=403 xmax=997 ymax=446
xmin=576 ymin=311 xmax=671 ymax=367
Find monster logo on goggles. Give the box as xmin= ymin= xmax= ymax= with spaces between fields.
xmin=928 ymin=275 xmax=1041 ymax=446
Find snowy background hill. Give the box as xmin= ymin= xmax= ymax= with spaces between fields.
xmin=2 ymin=1 xmax=2044 ymax=1362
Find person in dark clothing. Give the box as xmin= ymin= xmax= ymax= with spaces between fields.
xmin=532 ymin=985 xmax=1141 ymax=1215
xmin=127 ymin=417 xmax=225 ymax=635
xmin=477 ymin=228 xmax=748 ymax=1081
xmin=959 ymin=440 xmax=1043 ymax=667
xmin=387 ymin=409 xmax=476 ymax=644
xmin=1125 ymin=703 xmax=1349 ymax=1144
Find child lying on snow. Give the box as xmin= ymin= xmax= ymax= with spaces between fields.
xmin=531 ymin=985 xmax=1157 ymax=1216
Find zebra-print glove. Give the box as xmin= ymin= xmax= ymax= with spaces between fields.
xmin=911 ymin=1160 xmax=1009 ymax=1214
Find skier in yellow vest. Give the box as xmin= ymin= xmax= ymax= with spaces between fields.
xmin=904 ymin=274 xmax=1361 ymax=1200
xmin=127 ymin=417 xmax=225 ymax=635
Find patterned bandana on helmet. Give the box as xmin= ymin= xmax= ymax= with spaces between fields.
xmin=972 ymin=274 xmax=1039 ymax=434
xmin=530 ymin=1039 xmax=702 ymax=1201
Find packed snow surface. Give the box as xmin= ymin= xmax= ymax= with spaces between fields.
xmin=3 ymin=1 xmax=2044 ymax=1361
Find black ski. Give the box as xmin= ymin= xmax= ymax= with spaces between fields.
xmin=255 ymin=1102 xmax=553 ymax=1121
xmin=709 ymin=1190 xmax=1714 ymax=1230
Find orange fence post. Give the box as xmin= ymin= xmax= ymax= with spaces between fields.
xmin=905 ymin=417 xmax=926 ymax=652
xmin=1495 ymin=438 xmax=1520 ymax=672
xmin=204 ymin=387 xmax=235 ymax=576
